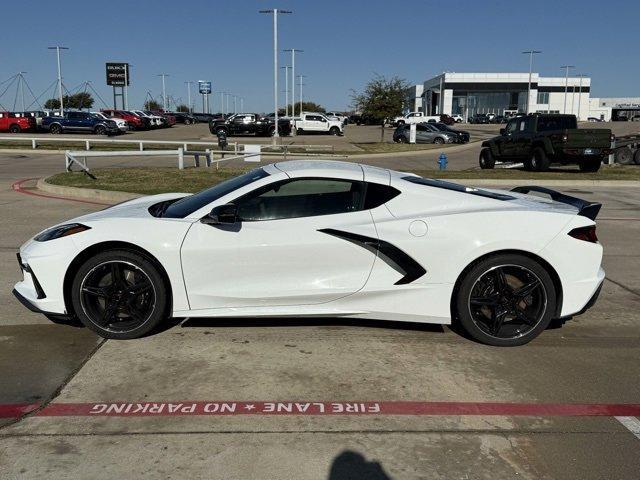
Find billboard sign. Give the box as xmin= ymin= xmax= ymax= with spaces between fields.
xmin=106 ymin=63 xmax=130 ymax=86
xmin=198 ymin=81 xmax=212 ymax=94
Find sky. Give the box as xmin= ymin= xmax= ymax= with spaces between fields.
xmin=1 ymin=0 xmax=638 ymax=113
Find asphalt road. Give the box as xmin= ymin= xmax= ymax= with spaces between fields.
xmin=0 ymin=151 xmax=638 ymax=479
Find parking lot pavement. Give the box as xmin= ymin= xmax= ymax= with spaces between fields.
xmin=0 ymin=151 xmax=639 ymax=478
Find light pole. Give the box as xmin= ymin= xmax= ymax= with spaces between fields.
xmin=261 ymin=9 xmax=292 ymax=140
xmin=17 ymin=72 xmax=27 ymax=112
xmin=185 ymin=81 xmax=194 ymax=113
xmin=522 ymin=50 xmax=541 ymax=114
xmin=157 ymin=74 xmax=169 ymax=110
xmin=298 ymin=74 xmax=306 ymax=114
xmin=240 ymin=96 xmax=244 ymax=112
xmin=283 ymin=49 xmax=302 ymax=116
xmin=281 ymin=66 xmax=290 ymax=116
xmin=233 ymin=95 xmax=237 ymax=114
xmin=561 ymin=65 xmax=575 ymax=114
xmin=576 ymin=74 xmax=587 ymax=121
xmin=48 ymin=46 xmax=68 ymax=115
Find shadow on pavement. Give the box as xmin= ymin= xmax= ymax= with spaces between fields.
xmin=328 ymin=450 xmax=392 ymax=480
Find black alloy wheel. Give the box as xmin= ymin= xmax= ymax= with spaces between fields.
xmin=71 ymin=250 xmax=167 ymax=339
xmin=50 ymin=124 xmax=62 ymax=134
xmin=455 ymin=254 xmax=556 ymax=346
xmin=433 ymin=137 xmax=445 ymax=145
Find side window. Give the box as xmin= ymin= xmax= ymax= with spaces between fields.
xmin=518 ymin=119 xmax=527 ymax=131
xmin=506 ymin=120 xmax=517 ymax=134
xmin=363 ymin=183 xmax=400 ymax=210
xmin=235 ymin=178 xmax=365 ymax=221
xmin=416 ymin=124 xmax=428 ymax=132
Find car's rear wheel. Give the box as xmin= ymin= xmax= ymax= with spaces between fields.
xmin=9 ymin=124 xmax=21 ymax=133
xmin=479 ymin=148 xmax=495 ymax=169
xmin=329 ymin=126 xmax=340 ymax=136
xmin=433 ymin=137 xmax=444 ymax=145
xmin=455 ymin=254 xmax=556 ymax=346
xmin=526 ymin=148 xmax=550 ymax=171
xmin=71 ymin=250 xmax=168 ymax=339
xmin=50 ymin=124 xmax=62 ymax=134
xmin=579 ymin=158 xmax=602 ymax=172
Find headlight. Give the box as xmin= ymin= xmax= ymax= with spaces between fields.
xmin=34 ymin=223 xmax=91 ymax=242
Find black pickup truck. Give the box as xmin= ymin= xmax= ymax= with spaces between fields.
xmin=209 ymin=113 xmax=291 ymax=137
xmin=479 ymin=114 xmax=613 ymax=172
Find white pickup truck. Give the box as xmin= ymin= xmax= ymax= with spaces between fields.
xmin=294 ymin=112 xmax=343 ymax=135
xmin=391 ymin=111 xmax=440 ymax=127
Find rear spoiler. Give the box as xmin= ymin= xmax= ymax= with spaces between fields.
xmin=510 ymin=186 xmax=602 ymax=221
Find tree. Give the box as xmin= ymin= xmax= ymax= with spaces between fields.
xmin=144 ymin=99 xmax=163 ymax=111
xmin=351 ymin=74 xmax=411 ymax=141
xmin=176 ymin=104 xmax=190 ymax=113
xmin=43 ymin=92 xmax=95 ymax=110
xmin=278 ymin=101 xmax=325 ymax=116
xmin=44 ymin=98 xmax=60 ymax=109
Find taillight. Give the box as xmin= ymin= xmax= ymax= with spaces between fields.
xmin=568 ymin=225 xmax=598 ymax=243
xmin=561 ymin=134 xmax=568 ymax=142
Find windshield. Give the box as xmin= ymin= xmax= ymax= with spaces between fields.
xmin=162 ymin=168 xmax=270 ymax=218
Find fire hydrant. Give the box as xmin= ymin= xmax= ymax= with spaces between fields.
xmin=438 ymin=152 xmax=448 ymax=170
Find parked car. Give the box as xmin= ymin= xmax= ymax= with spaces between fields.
xmin=101 ymin=109 xmax=148 ymax=130
xmin=91 ymin=112 xmax=128 ymax=132
xmin=469 ymin=113 xmax=490 ymax=124
xmin=192 ymin=112 xmax=218 ymax=123
xmin=14 ymin=111 xmax=47 ymax=131
xmin=41 ymin=111 xmax=120 ymax=135
xmin=451 ymin=114 xmax=464 ymax=123
xmin=428 ymin=123 xmax=470 ymax=143
xmin=439 ymin=114 xmax=456 ymax=126
xmin=348 ymin=114 xmax=363 ymax=125
xmin=393 ymin=123 xmax=455 ymax=144
xmin=294 ymin=112 xmax=343 ymax=135
xmin=587 ymin=117 xmax=603 ymax=122
xmin=150 ymin=111 xmax=176 ymax=127
xmin=479 ymin=113 xmax=613 ymax=172
xmin=168 ymin=112 xmax=197 ymax=125
xmin=0 ymin=111 xmax=36 ymax=133
xmin=130 ymin=110 xmax=162 ymax=128
xmin=391 ymin=111 xmax=440 ymax=127
xmin=12 ymin=160 xmax=605 ymax=346
xmin=325 ymin=111 xmax=348 ymax=125
xmin=209 ymin=113 xmax=292 ymax=137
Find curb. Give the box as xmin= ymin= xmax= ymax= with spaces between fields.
xmin=37 ymin=177 xmax=142 ymax=203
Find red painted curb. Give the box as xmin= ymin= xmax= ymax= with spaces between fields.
xmin=1 ymin=401 xmax=639 ymax=418
xmin=11 ymin=178 xmax=111 ymax=206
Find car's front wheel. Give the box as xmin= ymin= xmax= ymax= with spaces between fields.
xmin=454 ymin=254 xmax=557 ymax=346
xmin=479 ymin=148 xmax=495 ymax=169
xmin=71 ymin=249 xmax=168 ymax=339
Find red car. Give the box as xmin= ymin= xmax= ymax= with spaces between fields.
xmin=150 ymin=110 xmax=176 ymax=127
xmin=101 ymin=109 xmax=149 ymax=130
xmin=0 ymin=111 xmax=36 ymax=133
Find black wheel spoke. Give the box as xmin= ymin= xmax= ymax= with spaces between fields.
xmin=514 ymin=279 xmax=540 ymax=299
xmin=98 ymin=301 xmax=119 ymax=326
xmin=111 ymin=263 xmax=126 ymax=287
xmin=514 ymin=308 xmax=535 ymax=325
xmin=128 ymin=281 xmax=152 ymax=297
xmin=490 ymin=307 xmax=508 ymax=335
xmin=82 ymin=285 xmax=110 ymax=297
xmin=470 ymin=294 xmax=500 ymax=306
xmin=494 ymin=267 xmax=508 ymax=292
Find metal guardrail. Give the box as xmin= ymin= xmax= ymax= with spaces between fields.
xmin=0 ymin=135 xmax=239 ymax=153
xmin=64 ymin=147 xmax=347 ymax=174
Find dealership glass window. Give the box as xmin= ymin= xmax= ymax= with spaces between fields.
xmin=235 ymin=178 xmax=365 ymax=221
xmin=461 ymin=91 xmax=525 ymax=117
xmin=537 ymin=92 xmax=549 ymax=104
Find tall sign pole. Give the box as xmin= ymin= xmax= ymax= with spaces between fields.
xmin=48 ymin=46 xmax=68 ymax=115
xmin=298 ymin=74 xmax=306 ymax=114
xmin=284 ymin=49 xmax=302 ymax=116
xmin=158 ymin=74 xmax=169 ymax=110
xmin=185 ymin=81 xmax=194 ymax=113
xmin=282 ymin=66 xmax=290 ymax=116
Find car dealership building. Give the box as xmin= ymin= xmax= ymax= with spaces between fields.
xmin=414 ymin=72 xmax=593 ymax=121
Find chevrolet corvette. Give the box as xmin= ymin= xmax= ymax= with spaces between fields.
xmin=13 ymin=160 xmax=604 ymax=346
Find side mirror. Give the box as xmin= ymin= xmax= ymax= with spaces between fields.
xmin=500 ymin=128 xmax=506 ymax=135
xmin=201 ymin=203 xmax=237 ymax=225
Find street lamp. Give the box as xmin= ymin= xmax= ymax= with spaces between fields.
xmin=283 ymin=49 xmax=302 ymax=116
xmin=561 ymin=65 xmax=575 ymax=114
xmin=576 ymin=74 xmax=587 ymax=121
xmin=259 ymin=9 xmax=291 ymax=141
xmin=298 ymin=74 xmax=306 ymax=115
xmin=48 ymin=46 xmax=68 ymax=115
xmin=522 ymin=50 xmax=541 ymax=114
xmin=281 ymin=66 xmax=290 ymax=116
xmin=157 ymin=74 xmax=169 ymax=110
xmin=185 ymin=81 xmax=194 ymax=113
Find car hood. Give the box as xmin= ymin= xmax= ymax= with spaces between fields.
xmin=70 ymin=192 xmax=191 ymax=223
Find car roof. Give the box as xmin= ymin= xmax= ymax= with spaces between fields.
xmin=273 ymin=160 xmax=365 ymax=180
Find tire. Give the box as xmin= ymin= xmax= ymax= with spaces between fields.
xmin=527 ymin=148 xmax=550 ymax=172
xmin=396 ymin=135 xmax=408 ymax=144
xmin=9 ymin=124 xmax=21 ymax=133
xmin=479 ymin=148 xmax=495 ymax=169
xmin=50 ymin=124 xmax=62 ymax=135
xmin=578 ymin=158 xmax=602 ymax=172
xmin=94 ymin=125 xmax=106 ymax=135
xmin=215 ymin=127 xmax=228 ymax=136
xmin=454 ymin=253 xmax=557 ymax=346
xmin=268 ymin=126 xmax=276 ymax=136
xmin=634 ymin=149 xmax=640 ymax=165
xmin=297 ymin=128 xmax=304 ymax=134
xmin=615 ymin=147 xmax=633 ymax=165
xmin=70 ymin=249 xmax=168 ymax=340
xmin=433 ymin=137 xmax=445 ymax=145
xmin=329 ymin=126 xmax=340 ymax=136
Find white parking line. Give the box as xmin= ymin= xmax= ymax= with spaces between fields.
xmin=615 ymin=416 xmax=640 ymax=440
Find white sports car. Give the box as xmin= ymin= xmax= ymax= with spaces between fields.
xmin=13 ymin=161 xmax=604 ymax=346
